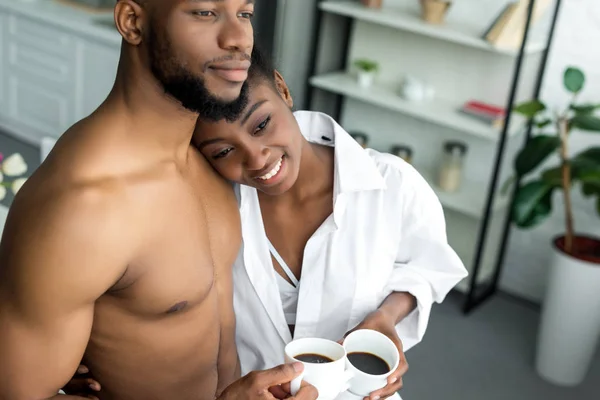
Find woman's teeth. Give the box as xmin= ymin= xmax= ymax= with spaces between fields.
xmin=258 ymin=158 xmax=283 ymax=181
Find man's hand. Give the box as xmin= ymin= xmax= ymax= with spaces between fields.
xmin=342 ymin=310 xmax=409 ymax=400
xmin=218 ymin=363 xmax=318 ymax=400
xmin=61 ymin=364 xmax=101 ymax=400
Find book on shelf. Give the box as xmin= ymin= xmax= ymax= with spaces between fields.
xmin=482 ymin=0 xmax=551 ymax=50
xmin=460 ymin=100 xmax=506 ymax=129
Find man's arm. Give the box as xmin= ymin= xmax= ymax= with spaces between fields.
xmin=0 ymin=188 xmax=132 ymax=400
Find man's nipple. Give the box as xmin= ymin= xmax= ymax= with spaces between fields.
xmin=166 ymin=301 xmax=189 ymax=314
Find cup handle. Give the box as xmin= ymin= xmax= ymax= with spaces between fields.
xmin=290 ymin=371 xmax=304 ymax=396
xmin=339 ymin=369 xmax=355 ymax=393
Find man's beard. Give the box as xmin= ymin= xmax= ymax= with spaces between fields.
xmin=147 ymin=24 xmax=249 ymax=122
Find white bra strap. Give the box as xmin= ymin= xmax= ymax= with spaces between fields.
xmin=267 ymin=239 xmax=299 ymax=288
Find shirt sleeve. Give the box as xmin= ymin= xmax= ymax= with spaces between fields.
xmin=383 ymin=165 xmax=468 ymax=352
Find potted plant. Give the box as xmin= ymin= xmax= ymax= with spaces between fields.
xmin=420 ymin=0 xmax=452 ymax=25
xmin=506 ymin=66 xmax=600 ymax=386
xmin=353 ymin=58 xmax=379 ymax=89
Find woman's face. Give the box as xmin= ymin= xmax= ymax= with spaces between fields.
xmin=194 ymin=72 xmax=304 ymax=196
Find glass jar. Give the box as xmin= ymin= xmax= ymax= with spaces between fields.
xmin=390 ymin=145 xmax=413 ymax=164
xmin=438 ymin=141 xmax=468 ymax=192
xmin=350 ymin=132 xmax=369 ymax=148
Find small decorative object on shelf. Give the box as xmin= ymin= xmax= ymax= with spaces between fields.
xmin=437 ymin=140 xmax=467 ymax=193
xmin=482 ymin=0 xmax=551 ymax=50
xmin=361 ymin=0 xmax=383 ymax=8
xmin=399 ymin=75 xmax=435 ymax=102
xmin=420 ymin=0 xmax=452 ymax=25
xmin=353 ymin=58 xmax=379 ymax=89
xmin=0 ymin=152 xmax=29 ymax=201
xmin=460 ymin=100 xmax=506 ymax=128
xmin=390 ymin=145 xmax=413 ymax=164
xmin=349 ymin=132 xmax=369 ymax=148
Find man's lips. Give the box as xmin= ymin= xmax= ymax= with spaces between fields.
xmin=209 ymin=60 xmax=251 ymax=83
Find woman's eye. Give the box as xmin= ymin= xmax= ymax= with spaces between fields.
xmin=213 ymin=148 xmax=233 ymax=159
xmin=239 ymin=11 xmax=254 ymax=19
xmin=254 ymin=116 xmax=271 ymax=134
xmin=193 ymin=10 xmax=215 ymax=17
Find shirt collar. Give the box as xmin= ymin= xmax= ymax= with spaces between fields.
xmin=293 ymin=110 xmax=386 ymax=194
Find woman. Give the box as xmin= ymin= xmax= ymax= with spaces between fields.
xmin=65 ymin=49 xmax=467 ymax=400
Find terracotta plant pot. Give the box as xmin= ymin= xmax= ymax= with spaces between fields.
xmin=361 ymin=0 xmax=383 ymax=8
xmin=420 ymin=0 xmax=451 ymax=24
xmin=536 ymin=235 xmax=600 ymax=386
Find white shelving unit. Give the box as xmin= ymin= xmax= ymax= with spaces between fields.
xmin=308 ymin=0 xmax=549 ymax=294
xmin=310 ymin=72 xmax=524 ymax=141
xmin=319 ymin=1 xmax=546 ymax=56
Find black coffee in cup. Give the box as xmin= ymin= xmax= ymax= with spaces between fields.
xmin=347 ymin=352 xmax=390 ymax=375
xmin=295 ymin=353 xmax=334 ymax=364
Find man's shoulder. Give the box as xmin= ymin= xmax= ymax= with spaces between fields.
xmin=6 ymin=156 xmax=141 ymax=249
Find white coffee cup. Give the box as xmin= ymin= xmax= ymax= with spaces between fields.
xmin=343 ymin=329 xmax=400 ymax=397
xmin=284 ymin=338 xmax=354 ymax=400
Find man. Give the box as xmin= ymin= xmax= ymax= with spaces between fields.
xmin=0 ymin=1 xmax=316 ymax=399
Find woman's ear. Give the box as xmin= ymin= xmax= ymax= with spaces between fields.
xmin=274 ymin=70 xmax=293 ymax=109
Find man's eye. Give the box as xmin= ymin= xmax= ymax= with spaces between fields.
xmin=213 ymin=148 xmax=233 ymax=159
xmin=254 ymin=116 xmax=271 ymax=134
xmin=239 ymin=12 xmax=254 ymax=19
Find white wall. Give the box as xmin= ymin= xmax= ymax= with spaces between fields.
xmin=499 ymin=0 xmax=600 ymax=302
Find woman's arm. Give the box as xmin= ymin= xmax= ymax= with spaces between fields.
xmin=382 ymin=166 xmax=468 ymax=351
xmin=378 ymin=292 xmax=417 ymax=326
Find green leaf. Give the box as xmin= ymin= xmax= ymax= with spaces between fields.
xmin=570 ymin=103 xmax=600 ymax=115
xmin=541 ymin=166 xmax=563 ymax=186
xmin=535 ymin=119 xmax=553 ymax=128
xmin=512 ymin=181 xmax=554 ymax=228
xmin=571 ymin=115 xmax=600 ymax=132
xmin=564 ymin=67 xmax=585 ymax=93
xmin=514 ymin=135 xmax=561 ymax=176
xmin=581 ymin=182 xmax=600 ymax=197
xmin=541 ymin=162 xmax=600 ymax=187
xmin=514 ymin=100 xmax=546 ymax=118
xmin=572 ymin=147 xmax=600 ymax=167
xmin=579 ymin=168 xmax=600 ymax=185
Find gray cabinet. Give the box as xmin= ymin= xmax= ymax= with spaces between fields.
xmin=5 ymin=13 xmax=76 ymax=141
xmin=0 ymin=11 xmax=120 ymax=143
xmin=76 ymin=39 xmax=119 ymax=121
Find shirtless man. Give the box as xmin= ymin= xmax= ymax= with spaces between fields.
xmin=0 ymin=1 xmax=316 ymax=399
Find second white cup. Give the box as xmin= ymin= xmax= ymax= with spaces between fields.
xmin=343 ymin=329 xmax=400 ymax=397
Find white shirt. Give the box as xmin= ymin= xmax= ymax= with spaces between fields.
xmin=233 ymin=111 xmax=468 ymax=375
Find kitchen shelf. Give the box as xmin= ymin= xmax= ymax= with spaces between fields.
xmin=319 ymin=1 xmax=546 ymax=56
xmin=309 ymin=72 xmax=524 ymax=141
xmin=417 ymin=168 xmax=508 ymax=218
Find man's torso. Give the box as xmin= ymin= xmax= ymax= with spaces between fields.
xmin=49 ymin=136 xmax=243 ymax=400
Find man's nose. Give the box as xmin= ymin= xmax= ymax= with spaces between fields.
xmin=218 ymin=16 xmax=253 ymax=53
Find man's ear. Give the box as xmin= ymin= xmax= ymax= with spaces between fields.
xmin=115 ymin=0 xmax=146 ymax=45
xmin=274 ymin=70 xmax=293 ymax=109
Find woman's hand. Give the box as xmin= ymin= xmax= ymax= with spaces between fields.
xmin=61 ymin=364 xmax=101 ymax=400
xmin=342 ymin=310 xmax=409 ymax=400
